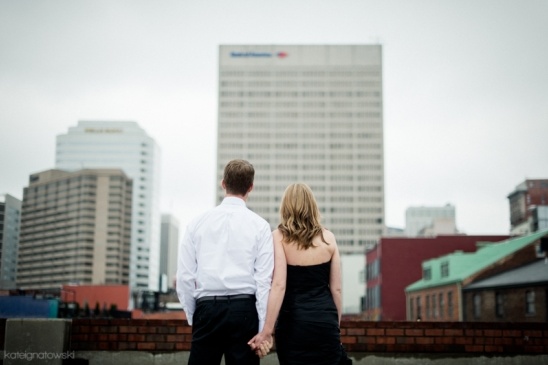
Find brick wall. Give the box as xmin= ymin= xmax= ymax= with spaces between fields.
xmin=1 ymin=318 xmax=546 ymax=355
xmin=63 ymin=319 xmax=548 ymax=354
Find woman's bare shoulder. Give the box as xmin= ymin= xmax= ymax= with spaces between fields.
xmin=272 ymin=229 xmax=284 ymax=241
xmin=322 ymin=227 xmax=337 ymax=244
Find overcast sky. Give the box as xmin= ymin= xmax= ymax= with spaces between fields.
xmin=1 ymin=0 xmax=547 ymax=235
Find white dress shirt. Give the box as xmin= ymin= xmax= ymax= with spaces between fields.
xmin=176 ymin=197 xmax=274 ymax=331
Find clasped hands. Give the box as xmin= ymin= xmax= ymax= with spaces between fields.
xmin=248 ymin=332 xmax=273 ymax=358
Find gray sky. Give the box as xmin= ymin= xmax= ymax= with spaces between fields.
xmin=1 ymin=0 xmax=547 ymax=235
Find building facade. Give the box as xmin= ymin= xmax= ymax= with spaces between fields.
xmin=159 ymin=214 xmax=179 ymax=291
xmin=216 ymin=45 xmax=385 ymax=254
xmin=17 ymin=169 xmax=132 ymax=290
xmin=56 ymin=121 xmax=161 ymax=291
xmin=405 ymin=204 xmax=457 ymax=237
xmin=508 ymin=179 xmax=548 ymax=235
xmin=0 ymin=194 xmax=22 ymax=289
xmin=405 ymin=230 xmax=548 ymax=322
xmin=364 ymin=235 xmax=509 ymax=321
xmin=463 ymin=259 xmax=548 ymax=322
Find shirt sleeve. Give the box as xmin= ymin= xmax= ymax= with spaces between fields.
xmin=176 ymin=223 xmax=197 ymax=326
xmin=254 ymin=223 xmax=274 ymax=332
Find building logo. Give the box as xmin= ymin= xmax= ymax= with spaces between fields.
xmin=230 ymin=51 xmax=288 ymax=58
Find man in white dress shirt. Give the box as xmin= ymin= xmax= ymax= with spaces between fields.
xmin=177 ymin=159 xmax=274 ymax=365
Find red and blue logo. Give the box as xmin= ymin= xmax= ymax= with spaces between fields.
xmin=231 ymin=51 xmax=288 ymax=58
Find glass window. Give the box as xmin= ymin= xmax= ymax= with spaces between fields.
xmin=473 ymin=293 xmax=482 ymax=319
xmin=441 ymin=262 xmax=449 ymax=277
xmin=495 ymin=292 xmax=504 ymax=318
xmin=439 ymin=293 xmax=444 ymax=318
xmin=447 ymin=292 xmax=453 ymax=319
xmin=423 ymin=267 xmax=431 ymax=280
xmin=526 ymin=290 xmax=536 ymax=315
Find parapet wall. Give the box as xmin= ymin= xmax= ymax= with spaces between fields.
xmin=64 ymin=319 xmax=548 ymax=354
xmin=1 ymin=319 xmax=547 ymax=365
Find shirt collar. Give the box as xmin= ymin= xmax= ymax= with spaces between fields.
xmin=222 ymin=196 xmax=247 ymax=207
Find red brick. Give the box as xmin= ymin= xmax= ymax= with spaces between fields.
xmin=175 ymin=342 xmax=191 ymax=350
xmin=386 ymin=329 xmax=404 ymax=336
xmin=146 ymin=334 xmax=166 ymax=342
xmin=166 ymin=334 xmax=182 ymax=342
xmin=176 ymin=326 xmax=192 ymax=334
xmin=137 ymin=342 xmax=157 ymax=350
xmin=484 ymin=330 xmax=502 ymax=337
xmin=366 ymin=328 xmax=385 ymax=336
xmin=127 ymin=334 xmax=146 ymax=342
xmin=503 ymin=330 xmax=522 ymax=337
xmin=347 ymin=328 xmax=365 ymax=335
xmin=404 ymin=329 xmax=423 ymax=336
xmin=484 ymin=345 xmax=504 ymax=352
xmin=156 ymin=342 xmax=176 ymax=350
xmin=138 ymin=326 xmax=157 ymax=334
xmin=444 ymin=329 xmax=463 ymax=336
xmin=377 ymin=337 xmax=396 ymax=345
xmin=465 ymin=345 xmax=484 ymax=352
xmin=525 ymin=330 xmax=543 ymax=338
xmin=396 ymin=336 xmax=415 ymax=345
xmin=117 ymin=342 xmax=137 ymax=350
xmin=416 ymin=337 xmax=434 ymax=345
xmin=425 ymin=329 xmax=443 ymax=336
xmin=119 ymin=326 xmax=138 ymax=334
xmin=342 ymin=336 xmax=357 ymax=344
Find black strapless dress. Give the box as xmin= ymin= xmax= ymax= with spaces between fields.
xmin=274 ymin=261 xmax=342 ymax=365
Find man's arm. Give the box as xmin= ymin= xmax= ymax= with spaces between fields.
xmin=176 ymin=225 xmax=197 ymax=325
xmin=254 ymin=223 xmax=274 ymax=331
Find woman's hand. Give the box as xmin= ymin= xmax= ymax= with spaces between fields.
xmin=248 ymin=332 xmax=273 ymax=358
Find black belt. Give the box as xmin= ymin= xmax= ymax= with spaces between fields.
xmin=196 ymin=294 xmax=255 ymax=304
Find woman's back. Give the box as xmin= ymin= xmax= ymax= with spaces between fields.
xmin=274 ymin=229 xmax=343 ymax=365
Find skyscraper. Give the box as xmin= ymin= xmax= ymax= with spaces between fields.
xmin=405 ymin=204 xmax=457 ymax=237
xmin=159 ymin=213 xmax=179 ymax=291
xmin=17 ymin=169 xmax=132 ymax=289
xmin=56 ymin=121 xmax=161 ymax=291
xmin=216 ymin=45 xmax=385 ymax=254
xmin=0 ymin=194 xmax=21 ymax=290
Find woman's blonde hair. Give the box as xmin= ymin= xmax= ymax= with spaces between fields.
xmin=278 ymin=183 xmax=328 ymax=249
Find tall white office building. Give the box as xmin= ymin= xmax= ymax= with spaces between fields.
xmin=405 ymin=204 xmax=457 ymax=237
xmin=217 ymin=45 xmax=385 ymax=254
xmin=56 ymin=121 xmax=161 ymax=291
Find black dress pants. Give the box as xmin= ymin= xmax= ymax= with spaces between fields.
xmin=188 ymin=296 xmax=259 ymax=365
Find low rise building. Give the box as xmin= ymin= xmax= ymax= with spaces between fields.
xmin=364 ymin=234 xmax=509 ymax=321
xmin=405 ymin=229 xmax=548 ymax=321
xmin=462 ymin=259 xmax=548 ymax=322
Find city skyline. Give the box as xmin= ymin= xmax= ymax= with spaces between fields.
xmin=1 ymin=1 xmax=547 ymax=235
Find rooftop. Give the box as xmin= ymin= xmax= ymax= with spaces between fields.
xmin=406 ymin=229 xmax=548 ymax=292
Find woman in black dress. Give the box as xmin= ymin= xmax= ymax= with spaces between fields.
xmin=248 ymin=183 xmax=343 ymax=364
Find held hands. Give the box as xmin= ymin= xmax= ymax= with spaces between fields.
xmin=248 ymin=332 xmax=273 ymax=358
